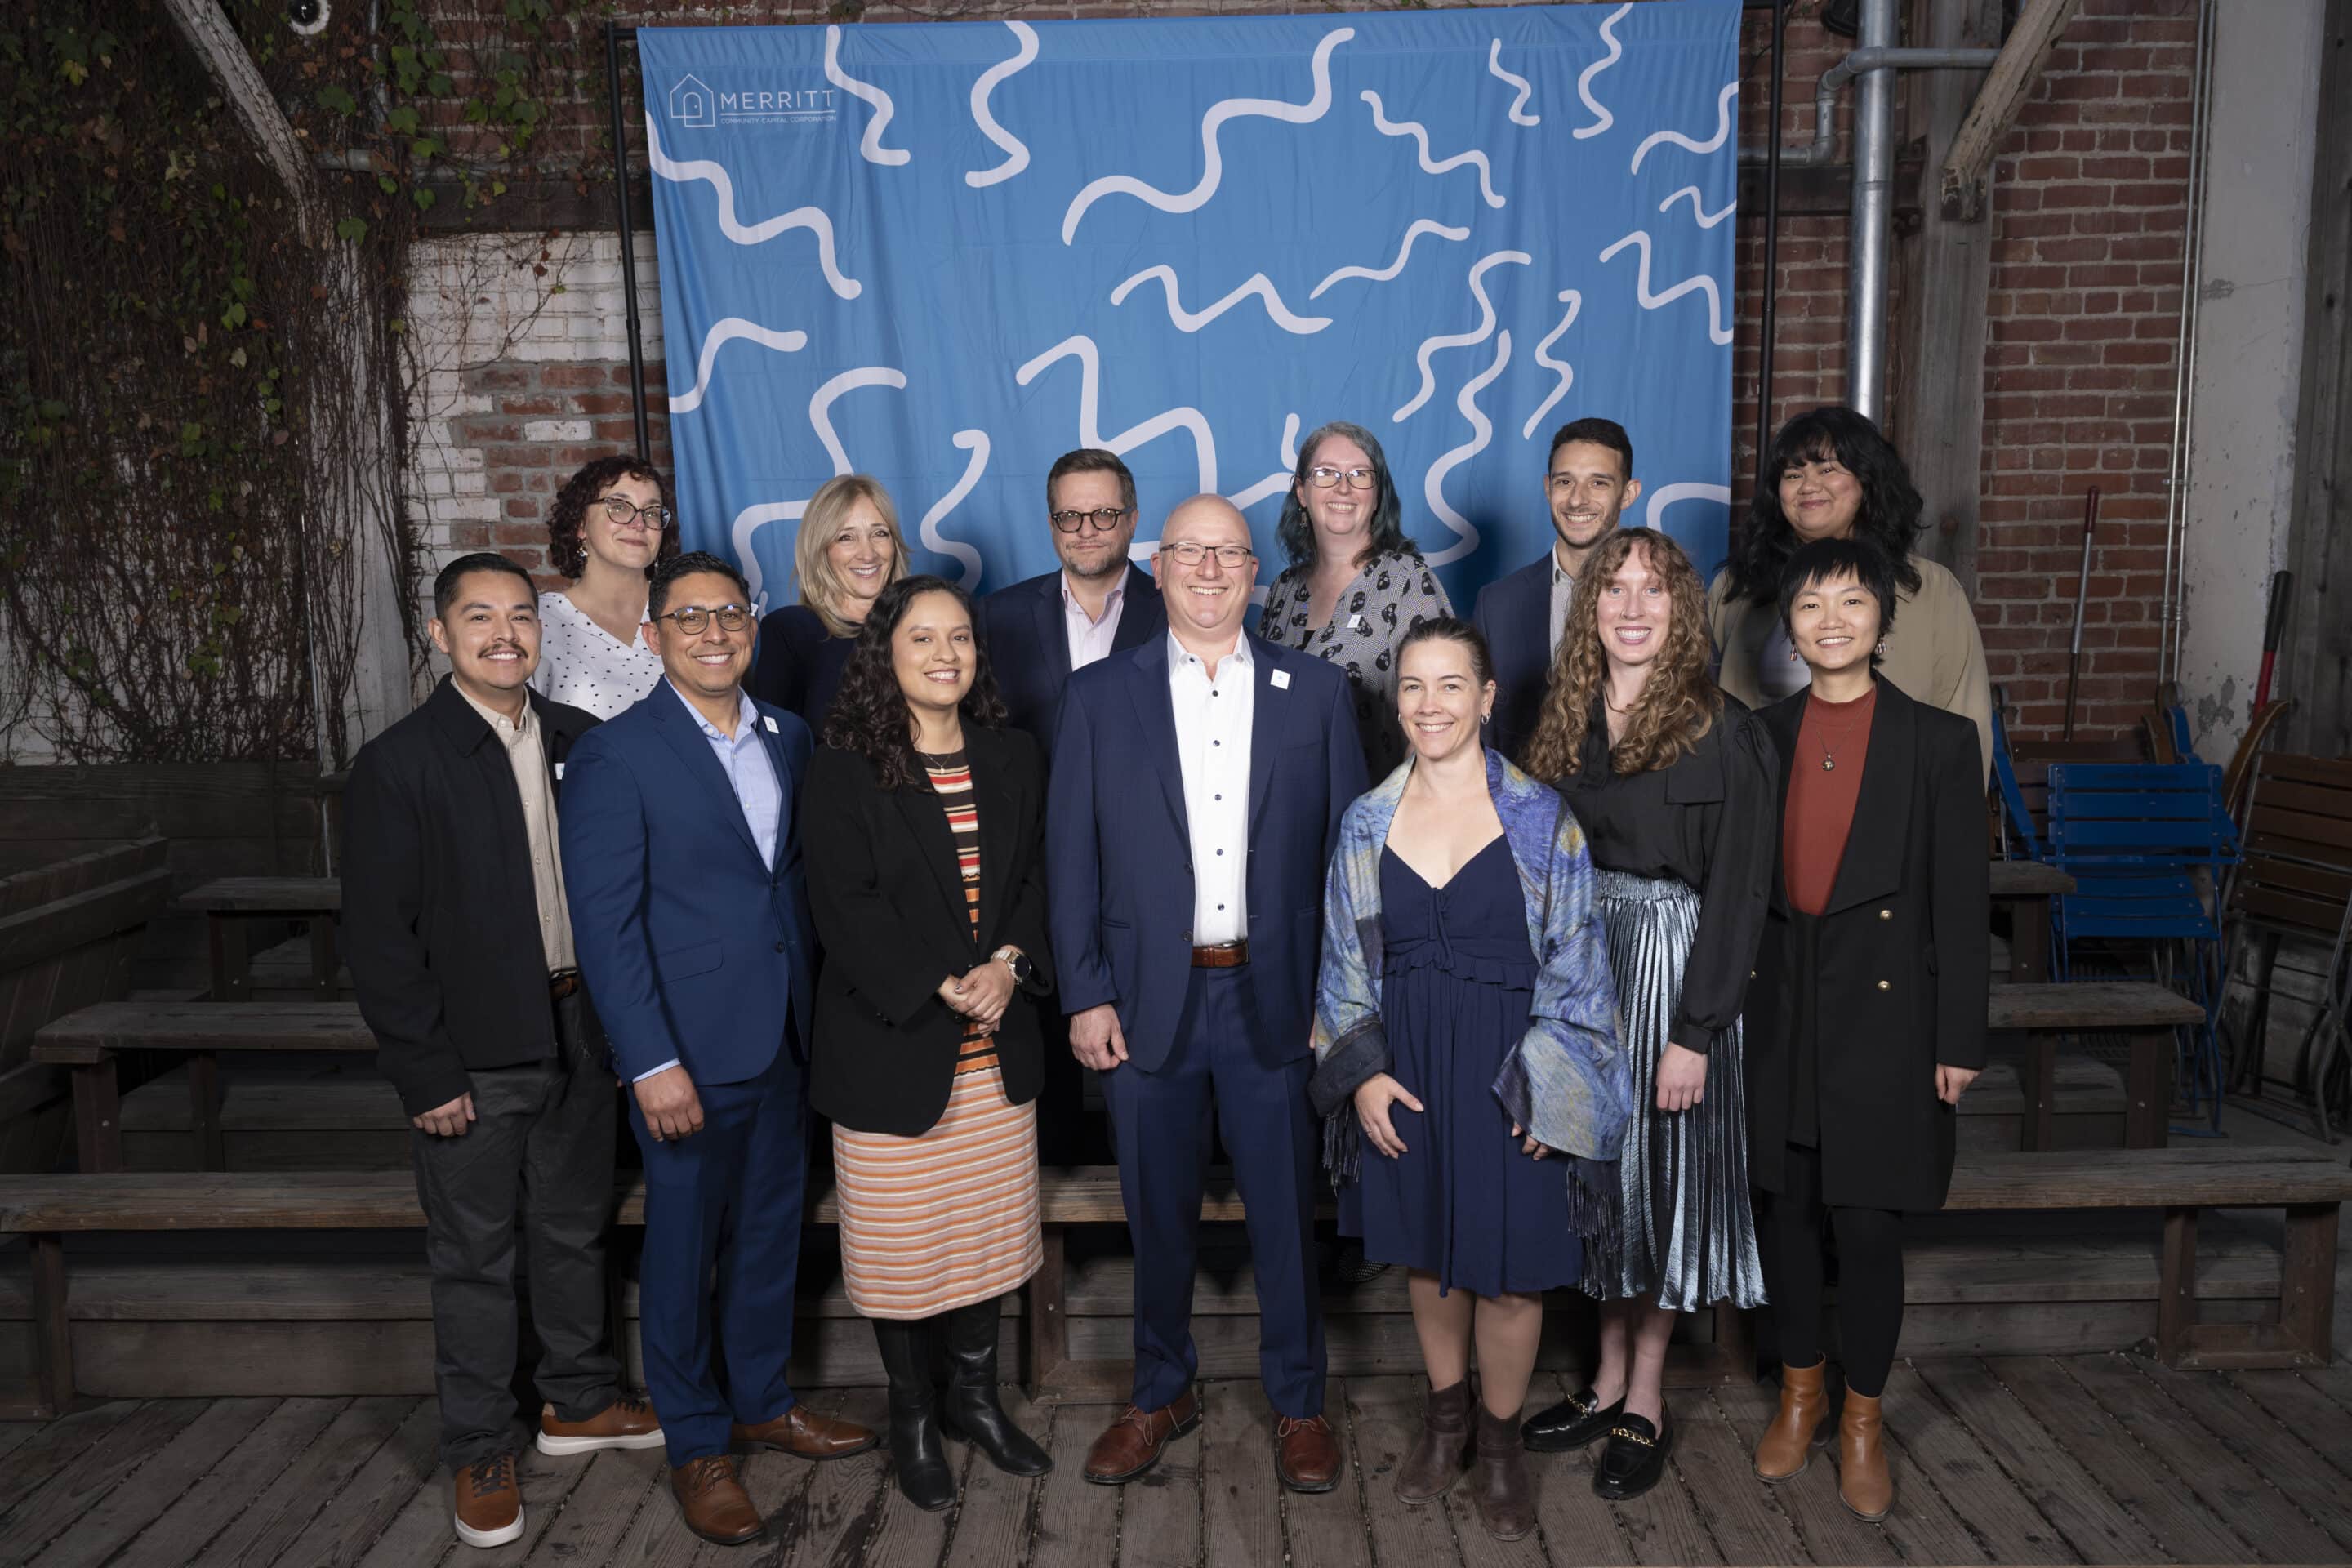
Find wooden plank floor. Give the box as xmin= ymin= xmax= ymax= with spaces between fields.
xmin=4 ymin=1355 xmax=2350 ymax=1566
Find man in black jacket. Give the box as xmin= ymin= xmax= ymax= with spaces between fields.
xmin=345 ymin=552 xmax=661 ymax=1552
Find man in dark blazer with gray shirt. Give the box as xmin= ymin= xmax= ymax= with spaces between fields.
xmin=344 ymin=552 xmax=662 ymax=1555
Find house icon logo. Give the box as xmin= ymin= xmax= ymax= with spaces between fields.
xmin=669 ymin=74 xmax=715 ymax=130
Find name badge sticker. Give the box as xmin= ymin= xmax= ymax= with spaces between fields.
xmin=1271 ymin=670 xmax=1291 ymax=691
xmin=553 ymin=762 xmax=565 ymax=779
xmin=764 ymin=715 xmax=780 ymax=733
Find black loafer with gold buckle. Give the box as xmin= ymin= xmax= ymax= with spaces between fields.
xmin=1521 ymin=1386 xmax=1625 ymax=1453
xmin=1592 ymin=1410 xmax=1673 ymax=1500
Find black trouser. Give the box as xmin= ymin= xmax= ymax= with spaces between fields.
xmin=411 ymin=993 xmax=620 ymax=1470
xmin=1760 ymin=1142 xmax=1904 ymax=1399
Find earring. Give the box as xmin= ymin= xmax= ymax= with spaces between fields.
xmin=1480 ymin=711 xmax=1491 ymax=726
xmin=1876 ymin=638 xmax=1888 ymax=657
xmin=1788 ymin=642 xmax=1802 ymax=662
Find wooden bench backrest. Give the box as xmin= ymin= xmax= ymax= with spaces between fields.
xmin=2230 ymin=752 xmax=2352 ymax=941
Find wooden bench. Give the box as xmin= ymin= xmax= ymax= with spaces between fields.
xmin=176 ymin=877 xmax=341 ymax=1003
xmin=1991 ymin=982 xmax=2209 ymax=1150
xmin=33 ymin=1002 xmax=369 ymax=1173
xmin=7 ymin=1146 xmax=2347 ymax=1417
xmin=1990 ymin=859 xmax=2073 ymax=982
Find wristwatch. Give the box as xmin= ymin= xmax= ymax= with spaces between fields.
xmin=992 ymin=945 xmax=1033 ymax=984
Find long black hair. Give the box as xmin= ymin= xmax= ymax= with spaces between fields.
xmin=1726 ymin=406 xmax=1923 ymax=604
xmin=821 ymin=575 xmax=1008 ymax=791
xmin=1274 ymin=420 xmax=1413 ymax=570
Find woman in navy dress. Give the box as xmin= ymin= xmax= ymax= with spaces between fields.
xmin=1311 ymin=618 xmax=1628 ymax=1542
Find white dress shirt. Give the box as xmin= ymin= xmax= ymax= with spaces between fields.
xmin=1549 ymin=555 xmax=1575 ymax=657
xmin=1167 ymin=630 xmax=1253 ymax=946
xmin=1062 ymin=573 xmax=1127 ymax=670
xmin=451 ymin=684 xmax=574 ymax=973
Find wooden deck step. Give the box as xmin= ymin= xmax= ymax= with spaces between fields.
xmin=33 ymin=1002 xmax=369 ymax=1062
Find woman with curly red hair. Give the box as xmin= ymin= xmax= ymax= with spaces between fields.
xmin=529 ymin=455 xmax=679 ymax=719
xmin=1516 ymin=528 xmax=1776 ymax=1501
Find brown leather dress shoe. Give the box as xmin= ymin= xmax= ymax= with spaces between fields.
xmin=671 ymin=1455 xmax=764 ymax=1545
xmin=732 ymin=1404 xmax=880 ymax=1460
xmin=537 ymin=1396 xmax=665 ymax=1456
xmin=1276 ymin=1413 xmax=1342 ymax=1494
xmin=1754 ymin=1361 xmax=1831 ymax=1481
xmin=1083 ymin=1390 xmax=1200 ymax=1483
xmin=452 ymin=1453 xmax=524 ymax=1549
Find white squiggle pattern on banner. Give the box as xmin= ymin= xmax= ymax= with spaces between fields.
xmin=1361 ymin=91 xmax=1504 ymax=209
xmin=1645 ymin=481 xmax=1734 ymax=540
xmin=728 ymin=366 xmax=909 ymax=605
xmin=1111 ymin=266 xmax=1331 ymax=335
xmin=1016 ymin=336 xmax=1218 ymax=495
xmin=920 ymin=431 xmax=990 ymax=584
xmin=1601 ymin=230 xmax=1733 ymax=345
xmin=966 ymin=23 xmax=1039 ymax=189
xmin=644 ymin=114 xmax=862 ymax=299
xmin=1630 ymin=80 xmax=1737 ymax=173
xmin=670 ymin=318 xmax=809 ymax=415
xmin=1395 ymin=250 xmax=1532 ymax=423
xmin=1060 ymin=28 xmax=1353 ymax=244
xmin=1227 ymin=412 xmax=1305 ymax=510
xmin=1521 ymin=291 xmax=1582 ymax=440
xmin=1309 ymin=219 xmax=1471 ymax=300
xmin=1575 ymin=5 xmax=1633 ymax=139
xmin=826 ymin=26 xmax=911 ymax=167
xmin=1488 ymin=40 xmax=1539 ymax=126
xmin=1661 ymin=185 xmax=1736 ymax=228
xmin=1425 ymin=332 xmax=1511 ymax=567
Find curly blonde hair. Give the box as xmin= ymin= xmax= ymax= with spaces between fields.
xmin=794 ymin=474 xmax=910 ymax=636
xmin=1521 ymin=528 xmax=1721 ymax=781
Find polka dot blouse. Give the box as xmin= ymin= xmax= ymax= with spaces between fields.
xmin=529 ymin=590 xmax=666 ymax=721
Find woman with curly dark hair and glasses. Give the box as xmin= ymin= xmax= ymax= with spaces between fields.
xmin=797 ymin=575 xmax=1056 ymax=1512
xmin=1516 ymin=528 xmax=1776 ymax=1503
xmin=1707 ymin=407 xmax=1990 ymax=777
xmin=528 ymin=455 xmax=679 ymax=719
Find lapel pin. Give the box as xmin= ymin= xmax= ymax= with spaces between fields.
xmin=763 ymin=714 xmax=780 ymax=733
xmin=1271 ymin=670 xmax=1291 ymax=691
xmin=553 ymin=762 xmax=565 ymax=780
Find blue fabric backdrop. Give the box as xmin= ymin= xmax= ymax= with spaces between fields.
xmin=638 ymin=3 xmax=1738 ymax=612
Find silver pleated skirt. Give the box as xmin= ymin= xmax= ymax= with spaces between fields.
xmin=1579 ymin=870 xmax=1766 ymax=1312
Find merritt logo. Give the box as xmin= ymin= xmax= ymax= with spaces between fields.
xmin=668 ymin=74 xmax=715 ymax=129
xmin=715 ymin=84 xmax=842 ymax=125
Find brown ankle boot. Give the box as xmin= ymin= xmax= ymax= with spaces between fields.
xmin=1470 ymin=1405 xmax=1535 ymax=1541
xmin=1838 ymin=1391 xmax=1893 ymax=1521
xmin=1754 ymin=1361 xmax=1831 ymax=1481
xmin=1394 ymin=1379 xmax=1472 ymax=1503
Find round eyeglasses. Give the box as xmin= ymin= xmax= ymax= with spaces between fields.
xmin=1051 ymin=506 xmax=1134 ymax=534
xmin=653 ymin=604 xmax=751 ymax=635
xmin=600 ymin=495 xmax=670 ymax=531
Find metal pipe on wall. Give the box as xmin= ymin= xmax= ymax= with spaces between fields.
xmin=1846 ymin=0 xmax=1900 ymax=422
xmin=1738 ymin=45 xmax=1998 ymax=168
xmin=606 ymin=21 xmax=652 ymax=465
xmin=2158 ymin=0 xmax=2216 ymax=688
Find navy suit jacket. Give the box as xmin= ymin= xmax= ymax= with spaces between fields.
xmin=977 ymin=564 xmax=1165 ymax=756
xmin=1470 ymin=554 xmax=1556 ymax=760
xmin=559 ymin=681 xmax=816 ymax=1085
xmin=1045 ymin=633 xmax=1368 ymax=1075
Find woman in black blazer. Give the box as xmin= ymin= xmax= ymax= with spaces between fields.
xmin=799 ymin=574 xmax=1056 ymax=1511
xmin=1742 ymin=537 xmax=1988 ymax=1523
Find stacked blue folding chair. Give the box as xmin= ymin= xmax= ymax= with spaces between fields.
xmin=2044 ymin=760 xmax=2241 ymax=1134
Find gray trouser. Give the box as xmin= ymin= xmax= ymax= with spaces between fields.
xmin=411 ymin=995 xmax=620 ymax=1470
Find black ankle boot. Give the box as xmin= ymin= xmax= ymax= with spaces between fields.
xmin=939 ymin=1298 xmax=1052 ymax=1477
xmin=872 ymin=1317 xmax=957 ymax=1510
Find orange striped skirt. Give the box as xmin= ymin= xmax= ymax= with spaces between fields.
xmin=831 ymin=1061 xmax=1043 ymax=1319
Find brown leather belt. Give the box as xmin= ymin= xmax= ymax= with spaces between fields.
xmin=549 ymin=969 xmax=582 ymax=1000
xmin=1190 ymin=942 xmax=1250 ymax=969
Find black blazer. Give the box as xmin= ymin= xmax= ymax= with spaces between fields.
xmin=343 ymin=677 xmax=602 ymax=1116
xmin=975 ymin=564 xmax=1165 ymax=756
xmin=749 ymin=604 xmax=855 ymax=735
xmin=1744 ymin=676 xmax=1991 ymax=1212
xmin=1468 ymin=554 xmax=1554 ymax=760
xmin=799 ymin=725 xmax=1057 ymax=1135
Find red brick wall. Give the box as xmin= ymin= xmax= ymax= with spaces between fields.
xmin=408 ymin=0 xmax=2196 ymax=740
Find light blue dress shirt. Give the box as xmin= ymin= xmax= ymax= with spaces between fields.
xmin=634 ymin=680 xmax=785 ymax=1084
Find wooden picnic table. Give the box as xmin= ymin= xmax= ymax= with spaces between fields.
xmin=1989 ymin=859 xmax=2073 ymax=983
xmin=176 ymin=876 xmax=341 ymax=1002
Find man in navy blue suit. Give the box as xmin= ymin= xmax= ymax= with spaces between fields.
xmin=561 ymin=551 xmax=876 ymax=1547
xmin=975 ymin=448 xmax=1167 ymax=756
xmin=1045 ymin=495 xmax=1368 ymax=1494
xmin=1470 ymin=416 xmax=1643 ymax=756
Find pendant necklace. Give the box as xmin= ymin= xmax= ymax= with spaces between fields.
xmin=1812 ymin=697 xmax=1873 ymax=772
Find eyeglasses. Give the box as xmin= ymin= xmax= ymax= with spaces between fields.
xmin=1158 ymin=542 xmax=1255 ymax=568
xmin=599 ymin=495 xmax=670 ymax=531
xmin=1306 ymin=466 xmax=1377 ymax=491
xmin=653 ymin=604 xmax=751 ymax=635
xmin=1051 ymin=506 xmax=1134 ymax=534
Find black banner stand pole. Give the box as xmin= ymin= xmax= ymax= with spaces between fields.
xmin=606 ymin=20 xmax=652 ymax=463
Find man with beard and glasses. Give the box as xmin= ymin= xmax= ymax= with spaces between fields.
xmin=1472 ymin=418 xmax=1643 ymax=757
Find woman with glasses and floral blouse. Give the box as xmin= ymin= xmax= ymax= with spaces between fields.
xmin=531 ymin=455 xmax=680 ymax=719
xmin=1260 ymin=421 xmax=1454 ymax=777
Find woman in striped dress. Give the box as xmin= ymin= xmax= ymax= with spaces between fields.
xmin=800 ymin=575 xmax=1056 ymax=1510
